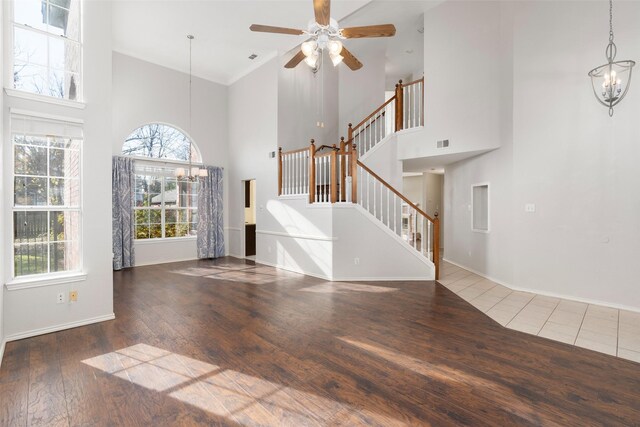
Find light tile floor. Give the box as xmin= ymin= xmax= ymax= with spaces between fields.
xmin=438 ymin=261 xmax=640 ymax=363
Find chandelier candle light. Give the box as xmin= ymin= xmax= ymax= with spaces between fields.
xmin=588 ymin=0 xmax=635 ymax=116
xmin=175 ymin=35 xmax=208 ymax=180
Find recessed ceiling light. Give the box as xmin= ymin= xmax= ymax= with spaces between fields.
xmin=248 ymin=54 xmax=258 ymax=60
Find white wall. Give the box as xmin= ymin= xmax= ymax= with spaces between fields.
xmin=338 ymin=47 xmax=386 ymax=140
xmin=278 ymin=52 xmax=339 ymax=150
xmin=403 ymin=175 xmax=424 ymax=207
xmin=3 ymin=0 xmax=115 ymax=339
xmin=227 ymin=58 xmax=279 ymax=259
xmin=443 ymin=1 xmax=640 ymax=311
xmin=112 ymin=52 xmax=229 ymax=265
xmin=0 ymin=2 xmax=4 ymax=362
xmin=403 ymin=1 xmax=503 ymax=162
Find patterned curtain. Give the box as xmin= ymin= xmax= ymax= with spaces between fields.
xmin=112 ymin=156 xmax=135 ymax=270
xmin=197 ymin=166 xmax=225 ymax=258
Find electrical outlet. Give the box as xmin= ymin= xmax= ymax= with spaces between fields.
xmin=354 ymin=257 xmax=360 ymax=265
xmin=69 ymin=290 xmax=78 ymax=302
xmin=57 ymin=292 xmax=64 ymax=304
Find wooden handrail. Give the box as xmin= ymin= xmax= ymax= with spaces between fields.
xmin=403 ymin=77 xmax=424 ymax=87
xmin=356 ymin=160 xmax=436 ymax=223
xmin=352 ymin=96 xmax=396 ymax=131
xmin=351 ymin=111 xmax=386 ymax=139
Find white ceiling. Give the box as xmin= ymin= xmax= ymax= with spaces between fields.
xmin=112 ymin=0 xmax=437 ymax=86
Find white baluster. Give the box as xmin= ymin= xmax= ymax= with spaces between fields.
xmin=420 ymin=215 xmax=425 ymax=255
xmin=387 ymin=188 xmax=390 ymax=229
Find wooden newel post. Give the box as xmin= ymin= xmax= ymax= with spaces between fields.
xmin=395 ymin=80 xmax=404 ymax=132
xmin=277 ymin=147 xmax=283 ymax=196
xmin=351 ymin=143 xmax=358 ymax=203
xmin=309 ymin=140 xmax=316 ymax=204
xmin=330 ymin=145 xmax=338 ymax=204
xmin=339 ymin=137 xmax=346 ymax=202
xmin=433 ymin=211 xmax=440 ymax=280
xmin=348 ymin=123 xmax=353 ymax=144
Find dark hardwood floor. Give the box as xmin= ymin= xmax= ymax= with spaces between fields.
xmin=1 ymin=257 xmax=640 ymax=426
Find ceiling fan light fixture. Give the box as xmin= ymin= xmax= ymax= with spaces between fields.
xmin=305 ymin=52 xmax=319 ymax=68
xmin=330 ymin=52 xmax=343 ymax=66
xmin=301 ymin=40 xmax=317 ymax=57
xmin=327 ymin=39 xmax=342 ymax=56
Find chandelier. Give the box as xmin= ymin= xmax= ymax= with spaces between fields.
xmin=588 ymin=0 xmax=635 ymax=116
xmin=175 ymin=35 xmax=207 ymax=181
xmin=300 ymin=18 xmax=345 ymax=69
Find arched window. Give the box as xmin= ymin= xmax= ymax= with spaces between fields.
xmin=122 ymin=123 xmax=200 ymax=162
xmin=122 ymin=123 xmax=201 ymax=240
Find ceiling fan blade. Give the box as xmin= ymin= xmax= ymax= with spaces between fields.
xmin=341 ymin=24 xmax=397 ymax=39
xmin=313 ymin=0 xmax=330 ymax=26
xmin=285 ymin=50 xmax=307 ymax=69
xmin=250 ymin=24 xmax=304 ymax=35
xmin=341 ymin=46 xmax=363 ymax=71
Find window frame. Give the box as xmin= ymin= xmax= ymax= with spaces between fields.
xmin=124 ymin=123 xmax=203 ymax=242
xmin=10 ymin=114 xmax=84 ymax=280
xmin=6 ymin=0 xmax=84 ymax=103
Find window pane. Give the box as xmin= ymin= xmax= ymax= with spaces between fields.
xmin=49 ymin=178 xmax=65 ymax=205
xmin=49 ymin=37 xmax=80 ymax=73
xmin=149 ymin=208 xmax=161 ymax=224
xmin=135 ymin=209 xmax=149 ymax=226
xmin=49 ymin=147 xmax=80 ymax=178
xmin=149 ymin=224 xmax=162 ymax=239
xmin=13 ymin=0 xmax=48 ymax=31
xmin=14 ymin=177 xmax=47 ymax=206
xmin=50 ymin=241 xmax=79 ymax=272
xmin=14 ymin=211 xmax=48 ymax=243
xmin=14 ymin=28 xmax=48 ymax=66
xmin=135 ymin=225 xmax=150 ymax=240
xmin=14 ymin=244 xmax=48 ymax=276
xmin=175 ymin=223 xmax=189 ymax=237
xmin=122 ymin=124 xmax=196 ymax=162
xmin=165 ymin=223 xmax=176 ymax=238
xmin=165 ymin=209 xmax=177 ymax=224
xmin=15 ymin=145 xmax=47 ymax=176
xmin=50 ymin=210 xmax=79 ymax=241
xmin=13 ymin=62 xmax=49 ymax=95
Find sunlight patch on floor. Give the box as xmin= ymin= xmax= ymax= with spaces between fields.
xmin=83 ymin=343 xmax=400 ymax=426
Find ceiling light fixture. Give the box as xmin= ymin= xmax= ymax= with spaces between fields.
xmin=588 ymin=0 xmax=635 ymax=116
xmin=175 ymin=35 xmax=207 ymax=181
xmin=299 ymin=18 xmax=345 ymax=69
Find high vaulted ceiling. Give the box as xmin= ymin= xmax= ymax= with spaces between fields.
xmin=112 ymin=0 xmax=371 ymax=85
xmin=112 ymin=1 xmax=439 ymax=86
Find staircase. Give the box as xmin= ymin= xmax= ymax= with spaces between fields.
xmin=277 ymin=78 xmax=440 ymax=279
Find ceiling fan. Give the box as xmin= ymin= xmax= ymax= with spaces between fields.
xmin=250 ymin=0 xmax=396 ymax=71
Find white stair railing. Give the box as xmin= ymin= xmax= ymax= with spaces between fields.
xmin=357 ymin=160 xmax=439 ymax=268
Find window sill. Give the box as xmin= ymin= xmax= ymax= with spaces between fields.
xmin=5 ymin=89 xmax=86 ymax=110
xmin=5 ymin=272 xmax=87 ymax=291
xmin=134 ymin=236 xmax=197 ymax=245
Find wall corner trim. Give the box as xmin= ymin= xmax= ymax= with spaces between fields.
xmin=0 ymin=340 xmax=5 ymax=369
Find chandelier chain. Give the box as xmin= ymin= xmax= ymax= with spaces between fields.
xmin=609 ymin=0 xmax=614 ymax=42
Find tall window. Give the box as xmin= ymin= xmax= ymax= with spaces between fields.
xmin=12 ymin=113 xmax=82 ymax=277
xmin=124 ymin=124 xmax=200 ymax=240
xmin=11 ymin=0 xmax=82 ymax=100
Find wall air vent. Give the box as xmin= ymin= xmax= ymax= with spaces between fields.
xmin=248 ymin=54 xmax=258 ymax=60
xmin=436 ymin=139 xmax=450 ymax=149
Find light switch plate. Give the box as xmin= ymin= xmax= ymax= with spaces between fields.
xmin=525 ymin=203 xmax=536 ymax=213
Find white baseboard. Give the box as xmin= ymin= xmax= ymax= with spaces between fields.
xmin=5 ymin=313 xmax=116 ymax=342
xmin=133 ymin=256 xmax=199 ymax=267
xmin=255 ymin=258 xmax=333 ymax=281
xmin=442 ymin=258 xmax=640 ymax=314
xmin=0 ymin=339 xmax=5 ymax=369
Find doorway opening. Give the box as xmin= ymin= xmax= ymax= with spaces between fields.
xmin=243 ymin=179 xmax=256 ymax=259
